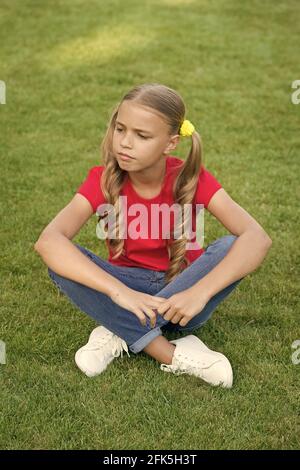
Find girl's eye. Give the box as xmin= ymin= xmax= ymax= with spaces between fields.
xmin=116 ymin=127 xmax=149 ymax=139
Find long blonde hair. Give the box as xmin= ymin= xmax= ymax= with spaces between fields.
xmin=99 ymin=83 xmax=202 ymax=284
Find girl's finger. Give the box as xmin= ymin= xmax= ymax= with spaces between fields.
xmin=156 ymin=303 xmax=170 ymax=315
xmin=152 ymin=296 xmax=167 ymax=302
xmin=171 ymin=313 xmax=183 ymax=324
xmin=133 ymin=308 xmax=147 ymax=326
xmin=151 ymin=301 xmax=165 ymax=309
xmin=179 ymin=317 xmax=188 ymax=327
xmin=163 ymin=307 xmax=176 ymax=321
xmin=142 ymin=306 xmax=157 ymax=328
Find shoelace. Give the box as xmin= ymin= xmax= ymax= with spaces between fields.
xmin=160 ymin=361 xmax=201 ymax=377
xmin=84 ymin=331 xmax=130 ymax=358
xmin=161 ymin=355 xmax=221 ymax=378
xmin=111 ymin=335 xmax=130 ymax=358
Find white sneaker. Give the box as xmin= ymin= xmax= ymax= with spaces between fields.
xmin=160 ymin=335 xmax=233 ymax=388
xmin=75 ymin=326 xmax=130 ymax=377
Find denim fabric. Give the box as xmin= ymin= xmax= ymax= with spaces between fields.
xmin=48 ymin=235 xmax=243 ymax=353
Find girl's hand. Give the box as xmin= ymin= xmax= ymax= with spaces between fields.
xmin=156 ymin=288 xmax=210 ymax=327
xmin=109 ymin=284 xmax=166 ymax=328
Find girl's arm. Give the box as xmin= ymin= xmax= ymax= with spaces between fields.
xmin=34 ymin=194 xmax=128 ymax=297
xmin=192 ymin=188 xmax=272 ymax=299
xmin=35 ymin=232 xmax=128 ymax=297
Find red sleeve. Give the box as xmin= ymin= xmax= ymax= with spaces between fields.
xmin=76 ymin=166 xmax=105 ymax=213
xmin=194 ymin=165 xmax=222 ymax=209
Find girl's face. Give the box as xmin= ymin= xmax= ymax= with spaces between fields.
xmin=112 ymin=100 xmax=179 ymax=172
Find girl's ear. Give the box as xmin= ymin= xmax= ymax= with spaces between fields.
xmin=163 ymin=134 xmax=180 ymax=154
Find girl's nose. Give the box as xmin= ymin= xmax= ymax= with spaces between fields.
xmin=121 ymin=133 xmax=133 ymax=148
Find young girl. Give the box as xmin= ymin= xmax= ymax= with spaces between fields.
xmin=34 ymin=83 xmax=272 ymax=388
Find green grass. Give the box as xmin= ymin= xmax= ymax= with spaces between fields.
xmin=1 ymin=0 xmax=299 ymax=450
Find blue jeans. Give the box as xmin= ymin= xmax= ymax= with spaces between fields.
xmin=48 ymin=235 xmax=243 ymax=354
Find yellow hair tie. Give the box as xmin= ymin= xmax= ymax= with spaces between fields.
xmin=179 ymin=119 xmax=195 ymax=137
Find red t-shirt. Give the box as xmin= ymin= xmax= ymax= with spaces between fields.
xmin=76 ymin=155 xmax=222 ymax=271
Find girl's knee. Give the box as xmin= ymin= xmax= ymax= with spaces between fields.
xmin=47 ymin=267 xmax=64 ymax=291
xmin=217 ymin=234 xmax=237 ymax=255
xmin=48 ymin=267 xmax=68 ymax=288
xmin=48 ymin=266 xmax=56 ymax=279
xmin=48 ymin=267 xmax=64 ymax=283
xmin=207 ymin=234 xmax=237 ymax=254
xmin=74 ymin=243 xmax=88 ymax=256
xmin=73 ymin=243 xmax=97 ymax=262
xmin=222 ymin=234 xmax=238 ymax=247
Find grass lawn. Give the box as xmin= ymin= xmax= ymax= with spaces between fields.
xmin=0 ymin=0 xmax=299 ymax=450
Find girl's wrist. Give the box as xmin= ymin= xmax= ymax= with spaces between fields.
xmin=189 ymin=283 xmax=212 ymax=303
xmin=106 ymin=279 xmax=128 ymax=298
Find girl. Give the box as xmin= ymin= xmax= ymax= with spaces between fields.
xmin=34 ymin=83 xmax=272 ymax=388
